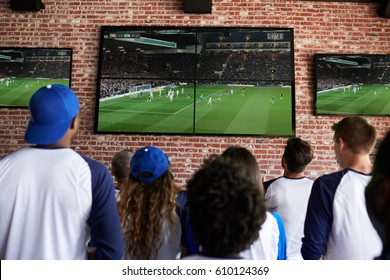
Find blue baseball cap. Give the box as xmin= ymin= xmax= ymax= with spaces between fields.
xmin=24 ymin=84 xmax=80 ymax=145
xmin=130 ymin=146 xmax=170 ymax=183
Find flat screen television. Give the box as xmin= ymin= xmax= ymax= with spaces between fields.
xmin=314 ymin=53 xmax=390 ymax=116
xmin=0 ymin=48 xmax=72 ymax=108
xmin=95 ymin=26 xmax=295 ymax=136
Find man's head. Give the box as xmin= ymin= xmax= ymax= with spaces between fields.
xmin=332 ymin=116 xmax=377 ymax=154
xmin=186 ymin=156 xmax=266 ymax=257
xmin=282 ymin=137 xmax=313 ymax=173
xmin=332 ymin=116 xmax=376 ymax=167
xmin=366 ymin=131 xmax=390 ymax=247
xmin=24 ymin=84 xmax=80 ymax=145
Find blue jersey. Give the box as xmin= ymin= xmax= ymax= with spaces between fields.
xmin=0 ymin=147 xmax=124 ymax=259
xmin=301 ymin=168 xmax=381 ymax=260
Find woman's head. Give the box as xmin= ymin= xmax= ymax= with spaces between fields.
xmin=221 ymin=146 xmax=261 ymax=186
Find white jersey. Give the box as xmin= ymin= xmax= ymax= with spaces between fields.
xmin=240 ymin=211 xmax=279 ymax=260
xmin=302 ymin=168 xmax=382 ymax=260
xmin=264 ymin=176 xmax=314 ymax=260
xmin=0 ymin=147 xmax=123 ymax=260
xmin=123 ymin=212 xmax=182 ymax=260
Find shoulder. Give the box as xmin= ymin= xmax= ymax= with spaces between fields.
xmin=308 ymin=169 xmax=351 ymax=207
xmin=78 ymin=153 xmax=111 ymax=178
xmin=264 ymin=177 xmax=280 ymax=187
xmin=262 ymin=211 xmax=279 ymax=231
xmin=314 ymin=169 xmax=349 ymax=189
xmin=77 ymin=154 xmax=114 ymax=194
xmin=79 ymin=154 xmax=108 ymax=169
xmin=264 ymin=177 xmax=282 ymax=192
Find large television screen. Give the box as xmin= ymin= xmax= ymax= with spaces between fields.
xmin=95 ymin=26 xmax=295 ymax=136
xmin=0 ymin=48 xmax=72 ymax=108
xmin=314 ymin=53 xmax=390 ymax=116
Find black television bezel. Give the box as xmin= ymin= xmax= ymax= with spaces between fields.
xmin=94 ymin=26 xmax=296 ymax=137
xmin=0 ymin=47 xmax=73 ymax=108
xmin=314 ymin=53 xmax=390 ymax=116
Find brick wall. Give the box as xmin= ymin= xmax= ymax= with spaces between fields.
xmin=0 ymin=0 xmax=389 ymax=185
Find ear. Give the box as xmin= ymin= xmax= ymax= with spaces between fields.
xmin=282 ymin=155 xmax=286 ymax=169
xmin=338 ymin=137 xmax=346 ymax=151
xmin=70 ymin=115 xmax=79 ymax=130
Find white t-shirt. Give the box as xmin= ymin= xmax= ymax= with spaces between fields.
xmin=264 ymin=176 xmax=314 ymax=259
xmin=240 ymin=211 xmax=280 ymax=260
xmin=302 ymin=169 xmax=382 ymax=260
xmin=0 ymin=147 xmax=123 ymax=260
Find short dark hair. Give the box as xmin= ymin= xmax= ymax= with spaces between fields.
xmin=283 ymin=137 xmax=313 ymax=173
xmin=186 ymin=156 xmax=266 ymax=257
xmin=111 ymin=149 xmax=134 ymax=185
xmin=332 ymin=116 xmax=377 ymax=154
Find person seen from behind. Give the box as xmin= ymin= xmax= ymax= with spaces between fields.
xmin=264 ymin=137 xmax=314 ymax=259
xmin=184 ymin=155 xmax=267 ymax=259
xmin=118 ymin=146 xmax=181 ymax=259
xmin=0 ymin=84 xmax=124 ymax=259
xmin=111 ymin=149 xmax=134 ymax=199
xmin=301 ymin=116 xmax=381 ymax=259
xmin=365 ymin=130 xmax=390 ymax=260
xmin=221 ymin=146 xmax=287 ymax=260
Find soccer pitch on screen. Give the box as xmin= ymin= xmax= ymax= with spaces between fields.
xmin=97 ymin=85 xmax=293 ymax=136
xmin=0 ymin=78 xmax=70 ymax=107
xmin=316 ymin=84 xmax=390 ymax=116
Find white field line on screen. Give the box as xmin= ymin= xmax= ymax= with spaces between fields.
xmin=99 ymin=108 xmax=173 ymax=115
xmin=100 ymin=89 xmax=224 ymax=115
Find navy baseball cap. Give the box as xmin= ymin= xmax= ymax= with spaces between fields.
xmin=130 ymin=146 xmax=170 ymax=183
xmin=24 ymin=84 xmax=80 ymax=145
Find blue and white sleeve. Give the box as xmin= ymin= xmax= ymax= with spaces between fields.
xmin=85 ymin=157 xmax=124 ymax=260
xmin=301 ymin=173 xmax=339 ymax=260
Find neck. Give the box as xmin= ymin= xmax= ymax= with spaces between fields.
xmin=343 ymin=154 xmax=373 ymax=174
xmin=283 ymin=170 xmax=304 ymax=178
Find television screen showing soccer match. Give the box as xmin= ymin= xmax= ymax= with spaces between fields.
xmin=315 ymin=54 xmax=390 ymax=116
xmin=0 ymin=48 xmax=72 ymax=108
xmin=95 ymin=26 xmax=295 ymax=136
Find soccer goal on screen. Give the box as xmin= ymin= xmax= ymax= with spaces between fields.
xmin=127 ymin=84 xmax=152 ymax=98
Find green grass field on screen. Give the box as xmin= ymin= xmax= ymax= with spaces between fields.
xmin=316 ymin=84 xmax=390 ymax=115
xmin=0 ymin=78 xmax=70 ymax=107
xmin=97 ymin=85 xmax=293 ymax=136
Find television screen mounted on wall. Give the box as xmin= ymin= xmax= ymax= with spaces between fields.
xmin=314 ymin=53 xmax=390 ymax=116
xmin=95 ymin=26 xmax=295 ymax=136
xmin=0 ymin=48 xmax=72 ymax=108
